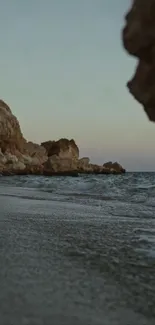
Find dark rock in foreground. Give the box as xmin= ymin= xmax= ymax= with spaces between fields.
xmin=122 ymin=0 xmax=155 ymax=122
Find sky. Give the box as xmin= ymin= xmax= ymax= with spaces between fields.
xmin=0 ymin=0 xmax=155 ymax=171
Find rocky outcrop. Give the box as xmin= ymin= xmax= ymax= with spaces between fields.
xmin=0 ymin=100 xmax=48 ymax=174
xmin=43 ymin=155 xmax=78 ymax=173
xmin=0 ymin=99 xmax=126 ymax=176
xmin=23 ymin=142 xmax=47 ymax=165
xmin=43 ymin=152 xmax=125 ymax=175
xmin=41 ymin=139 xmax=79 ymax=159
xmin=77 ymin=157 xmax=90 ymax=171
xmin=77 ymin=161 xmax=125 ymax=175
xmin=122 ymin=0 xmax=155 ymax=122
xmin=102 ymin=162 xmax=125 ymax=174
xmin=0 ymin=99 xmax=26 ymax=153
xmin=42 ymin=139 xmax=80 ymax=175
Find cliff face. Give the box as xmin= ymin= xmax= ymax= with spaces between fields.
xmin=41 ymin=139 xmax=79 ymax=159
xmin=42 ymin=139 xmax=80 ymax=173
xmin=0 ymin=99 xmax=25 ymax=153
xmin=0 ymin=100 xmax=48 ymax=173
xmin=122 ymin=0 xmax=155 ymax=122
xmin=0 ymin=99 xmax=125 ymax=175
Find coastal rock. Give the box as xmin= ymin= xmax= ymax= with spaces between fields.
xmin=20 ymin=164 xmax=44 ymax=175
xmin=103 ymin=162 xmax=125 ymax=174
xmin=0 ymin=99 xmax=126 ymax=176
xmin=122 ymin=0 xmax=155 ymax=122
xmin=90 ymin=164 xmax=102 ymax=173
xmin=41 ymin=138 xmax=79 ymax=159
xmin=78 ymin=157 xmax=90 ymax=171
xmin=0 ymin=99 xmax=48 ymax=174
xmin=5 ymin=153 xmax=18 ymax=164
xmin=19 ymin=154 xmax=40 ymax=166
xmin=19 ymin=154 xmax=33 ymax=165
xmin=42 ymin=138 xmax=80 ymax=174
xmin=9 ymin=161 xmax=26 ymax=171
xmin=0 ymin=149 xmax=7 ymax=164
xmin=0 ymin=99 xmax=25 ymax=153
xmin=2 ymin=161 xmax=26 ymax=174
xmin=44 ymin=155 xmax=78 ymax=173
xmin=43 ymin=170 xmax=79 ymax=177
xmin=23 ymin=142 xmax=48 ymax=164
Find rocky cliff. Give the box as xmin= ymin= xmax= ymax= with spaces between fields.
xmin=41 ymin=139 xmax=79 ymax=159
xmin=122 ymin=0 xmax=155 ymax=122
xmin=0 ymin=100 xmax=125 ymax=175
xmin=0 ymin=99 xmax=25 ymax=153
xmin=0 ymin=100 xmax=48 ymax=174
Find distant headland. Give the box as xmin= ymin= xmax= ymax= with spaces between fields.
xmin=0 ymin=100 xmax=125 ymax=176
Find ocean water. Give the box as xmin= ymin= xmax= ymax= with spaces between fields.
xmin=0 ymin=172 xmax=155 ymax=325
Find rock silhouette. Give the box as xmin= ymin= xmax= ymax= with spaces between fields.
xmin=122 ymin=0 xmax=155 ymax=122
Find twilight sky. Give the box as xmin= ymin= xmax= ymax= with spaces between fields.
xmin=0 ymin=0 xmax=155 ymax=171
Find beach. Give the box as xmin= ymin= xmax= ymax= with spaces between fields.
xmin=0 ymin=173 xmax=155 ymax=325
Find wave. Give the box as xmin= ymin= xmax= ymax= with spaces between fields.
xmin=0 ymin=175 xmax=100 ymax=194
xmin=0 ymin=173 xmax=155 ymax=208
xmin=136 ymin=184 xmax=155 ymax=190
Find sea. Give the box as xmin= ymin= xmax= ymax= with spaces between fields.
xmin=0 ymin=172 xmax=155 ymax=325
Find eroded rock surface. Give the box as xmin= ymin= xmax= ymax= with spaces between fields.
xmin=103 ymin=161 xmax=125 ymax=174
xmin=0 ymin=100 xmax=48 ymax=174
xmin=122 ymin=0 xmax=155 ymax=122
xmin=0 ymin=99 xmax=126 ymax=175
xmin=0 ymin=99 xmax=25 ymax=153
xmin=41 ymin=139 xmax=79 ymax=159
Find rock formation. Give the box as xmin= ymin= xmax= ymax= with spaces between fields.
xmin=0 ymin=100 xmax=48 ymax=174
xmin=0 ymin=99 xmax=125 ymax=176
xmin=122 ymin=0 xmax=155 ymax=122
xmin=42 ymin=139 xmax=79 ymax=174
xmin=41 ymin=139 xmax=79 ymax=159
xmin=43 ymin=154 xmax=78 ymax=174
xmin=103 ymin=162 xmax=125 ymax=174
xmin=0 ymin=99 xmax=25 ymax=153
xmin=23 ymin=142 xmax=47 ymax=165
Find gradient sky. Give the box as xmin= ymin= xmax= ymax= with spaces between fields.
xmin=0 ymin=0 xmax=155 ymax=171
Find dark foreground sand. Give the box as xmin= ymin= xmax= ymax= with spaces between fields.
xmin=0 ymin=183 xmax=154 ymax=325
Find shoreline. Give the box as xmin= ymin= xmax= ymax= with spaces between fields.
xmin=0 ymin=169 xmax=126 ymax=177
